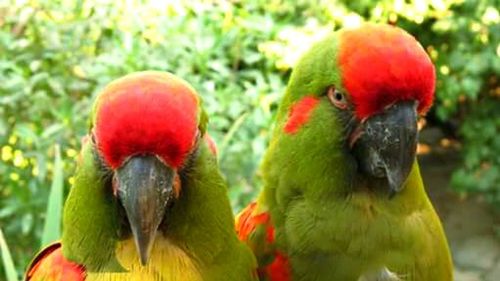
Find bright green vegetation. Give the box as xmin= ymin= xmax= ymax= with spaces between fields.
xmin=0 ymin=0 xmax=498 ymax=278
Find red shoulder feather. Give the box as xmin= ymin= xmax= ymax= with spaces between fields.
xmin=25 ymin=242 xmax=86 ymax=281
xmin=236 ymin=202 xmax=291 ymax=281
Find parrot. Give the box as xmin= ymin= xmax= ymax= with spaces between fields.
xmin=236 ymin=23 xmax=453 ymax=281
xmin=25 ymin=71 xmax=257 ymax=281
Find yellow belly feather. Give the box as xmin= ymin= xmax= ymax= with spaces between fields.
xmin=86 ymin=238 xmax=202 ymax=281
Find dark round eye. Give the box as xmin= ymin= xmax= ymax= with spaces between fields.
xmin=334 ymin=91 xmax=344 ymax=102
xmin=326 ymin=86 xmax=348 ymax=109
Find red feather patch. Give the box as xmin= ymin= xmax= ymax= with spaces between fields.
xmin=284 ymin=96 xmax=320 ymax=134
xmin=94 ymin=72 xmax=200 ymax=169
xmin=236 ymin=202 xmax=269 ymax=242
xmin=338 ymin=24 xmax=435 ymax=119
xmin=266 ymin=252 xmax=291 ymax=281
xmin=236 ymin=203 xmax=291 ymax=281
xmin=26 ymin=242 xmax=85 ymax=281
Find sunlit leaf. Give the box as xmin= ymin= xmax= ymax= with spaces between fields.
xmin=40 ymin=144 xmax=64 ymax=248
xmin=0 ymin=228 xmax=18 ymax=281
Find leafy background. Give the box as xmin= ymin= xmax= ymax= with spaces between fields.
xmin=0 ymin=0 xmax=499 ymax=278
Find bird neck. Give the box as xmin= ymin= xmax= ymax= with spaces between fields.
xmin=162 ymin=142 xmax=239 ymax=265
xmin=85 ymin=238 xmax=202 ymax=281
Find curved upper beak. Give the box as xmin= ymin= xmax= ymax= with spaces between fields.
xmin=115 ymin=155 xmax=175 ymax=265
xmin=352 ymin=101 xmax=418 ymax=197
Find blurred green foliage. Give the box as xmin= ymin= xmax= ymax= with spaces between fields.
xmin=0 ymin=0 xmax=498 ymax=277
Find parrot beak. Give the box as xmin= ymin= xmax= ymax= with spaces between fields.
xmin=116 ymin=155 xmax=175 ymax=266
xmin=352 ymin=101 xmax=418 ymax=197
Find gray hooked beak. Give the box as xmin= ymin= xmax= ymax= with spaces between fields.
xmin=352 ymin=101 xmax=418 ymax=197
xmin=116 ymin=155 xmax=175 ymax=265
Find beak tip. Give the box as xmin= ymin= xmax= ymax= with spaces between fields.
xmin=139 ymin=252 xmax=149 ymax=266
xmin=386 ymin=169 xmax=406 ymax=198
xmin=388 ymin=188 xmax=397 ymax=199
xmin=130 ymin=227 xmax=155 ymax=267
xmin=134 ymin=235 xmax=153 ymax=266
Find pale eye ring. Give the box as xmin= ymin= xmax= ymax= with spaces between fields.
xmin=326 ymin=86 xmax=348 ymax=109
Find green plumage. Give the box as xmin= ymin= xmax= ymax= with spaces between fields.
xmin=62 ymin=139 xmax=123 ymax=272
xmin=250 ymin=30 xmax=453 ymax=280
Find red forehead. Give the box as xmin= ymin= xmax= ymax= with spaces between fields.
xmin=338 ymin=24 xmax=435 ymax=119
xmin=94 ymin=72 xmax=199 ymax=169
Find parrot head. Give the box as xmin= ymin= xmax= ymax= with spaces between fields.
xmin=90 ymin=71 xmax=207 ymax=265
xmin=277 ymin=23 xmax=434 ymax=196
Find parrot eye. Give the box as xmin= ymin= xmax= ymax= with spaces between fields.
xmin=326 ymin=86 xmax=348 ymax=110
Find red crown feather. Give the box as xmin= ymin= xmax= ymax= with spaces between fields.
xmin=338 ymin=24 xmax=435 ymax=119
xmin=94 ymin=72 xmax=200 ymax=169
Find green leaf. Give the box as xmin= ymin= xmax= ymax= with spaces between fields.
xmin=218 ymin=112 xmax=249 ymax=160
xmin=40 ymin=144 xmax=64 ymax=248
xmin=0 ymin=228 xmax=18 ymax=281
